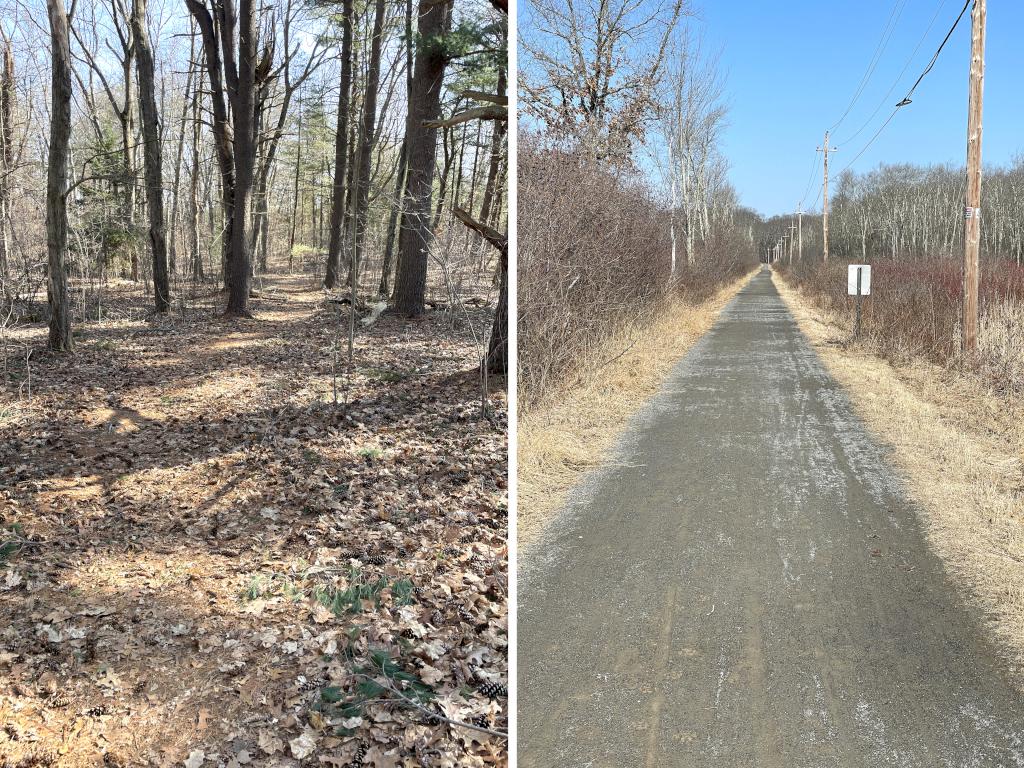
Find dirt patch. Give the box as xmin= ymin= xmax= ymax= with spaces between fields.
xmin=774 ymin=271 xmax=1024 ymax=688
xmin=517 ymin=270 xmax=757 ymax=547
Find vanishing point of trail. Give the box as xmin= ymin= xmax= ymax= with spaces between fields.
xmin=519 ymin=268 xmax=1024 ymax=767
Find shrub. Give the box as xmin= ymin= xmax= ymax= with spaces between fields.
xmin=778 ymin=258 xmax=1024 ymax=394
xmin=518 ymin=141 xmax=753 ymax=405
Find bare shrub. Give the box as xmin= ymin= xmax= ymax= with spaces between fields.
xmin=518 ymin=140 xmax=751 ymax=405
xmin=778 ymin=258 xmax=1024 ymax=394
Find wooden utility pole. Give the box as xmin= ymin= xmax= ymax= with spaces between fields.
xmin=796 ymin=207 xmax=803 ymax=262
xmin=817 ymin=131 xmax=837 ymax=262
xmin=962 ymin=0 xmax=986 ymax=354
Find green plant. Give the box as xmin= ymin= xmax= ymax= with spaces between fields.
xmin=313 ymin=569 xmax=390 ymax=615
xmin=315 ymin=649 xmax=436 ymax=737
xmin=0 ymin=540 xmax=19 ymax=566
xmin=365 ymin=367 xmax=406 ymax=383
xmin=356 ymin=446 xmax=383 ymax=461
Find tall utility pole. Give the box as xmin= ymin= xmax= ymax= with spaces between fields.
xmin=962 ymin=0 xmax=986 ymax=354
xmin=796 ymin=207 xmax=804 ymax=262
xmin=788 ymin=220 xmax=797 ymax=264
xmin=817 ymin=131 xmax=837 ymax=262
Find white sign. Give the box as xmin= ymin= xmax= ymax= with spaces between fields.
xmin=848 ymin=264 xmax=871 ymax=296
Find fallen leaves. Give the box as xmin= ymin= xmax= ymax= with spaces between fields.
xmin=0 ymin=277 xmax=508 ymax=766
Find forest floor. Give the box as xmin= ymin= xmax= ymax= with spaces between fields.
xmin=0 ymin=274 xmax=508 ymax=768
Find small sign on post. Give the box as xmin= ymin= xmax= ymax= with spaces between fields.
xmin=848 ymin=264 xmax=871 ymax=338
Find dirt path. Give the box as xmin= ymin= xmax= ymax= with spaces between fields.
xmin=0 ymin=275 xmax=508 ymax=767
xmin=518 ymin=267 xmax=1024 ymax=767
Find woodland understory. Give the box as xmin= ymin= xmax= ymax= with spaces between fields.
xmin=0 ymin=273 xmax=508 ymax=767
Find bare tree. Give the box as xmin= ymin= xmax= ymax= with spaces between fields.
xmin=324 ymin=0 xmax=354 ymax=290
xmin=660 ymin=31 xmax=728 ymax=270
xmin=521 ymin=0 xmax=686 ymax=160
xmin=186 ymin=0 xmax=273 ymax=316
xmin=131 ymin=0 xmax=169 ymax=312
xmin=345 ymin=0 xmax=388 ymax=286
xmin=0 ymin=29 xmax=13 ymax=289
xmin=392 ymin=0 xmax=453 ymax=316
xmin=46 ymin=0 xmax=73 ymax=351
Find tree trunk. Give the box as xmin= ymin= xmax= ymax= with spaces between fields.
xmin=46 ymin=0 xmax=73 ymax=351
xmin=345 ymin=0 xmax=387 ymax=287
xmin=224 ymin=0 xmax=257 ymax=315
xmin=477 ymin=64 xmax=507 ymax=227
xmin=132 ymin=0 xmax=170 ymax=312
xmin=379 ymin=0 xmax=414 ymax=297
xmin=379 ymin=137 xmax=407 ymax=296
xmin=0 ymin=32 xmax=14 ymax=290
xmin=486 ymin=247 xmax=507 ymax=375
xmin=392 ymin=0 xmax=453 ymax=316
xmin=324 ymin=0 xmax=354 ymax=289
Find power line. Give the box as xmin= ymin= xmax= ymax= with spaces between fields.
xmin=899 ymin=0 xmax=972 ymax=107
xmin=835 ymin=0 xmax=950 ymax=148
xmin=797 ymin=151 xmax=820 ymax=208
xmin=827 ymin=0 xmax=909 ymax=135
xmin=830 ymin=0 xmax=974 ymax=179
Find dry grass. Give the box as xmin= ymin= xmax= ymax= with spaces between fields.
xmin=774 ymin=272 xmax=1024 ymax=687
xmin=517 ymin=269 xmax=756 ymax=546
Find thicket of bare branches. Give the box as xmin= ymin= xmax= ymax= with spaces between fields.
xmin=519 ymin=0 xmax=687 ymax=161
xmin=518 ymin=139 xmax=752 ymax=404
xmin=828 ymin=161 xmax=1024 ymax=265
xmin=779 ymin=258 xmax=1024 ymax=395
xmin=518 ymin=5 xmax=756 ymax=406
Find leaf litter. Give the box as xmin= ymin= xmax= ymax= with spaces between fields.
xmin=0 ymin=277 xmax=507 ymax=767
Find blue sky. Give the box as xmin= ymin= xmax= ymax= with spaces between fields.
xmin=692 ymin=0 xmax=1023 ymax=217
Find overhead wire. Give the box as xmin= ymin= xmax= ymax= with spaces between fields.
xmin=797 ymin=151 xmax=821 ymax=209
xmin=827 ymin=0 xmax=909 ymax=135
xmin=835 ymin=0 xmax=950 ymax=148
xmin=833 ymin=0 xmax=973 ymax=178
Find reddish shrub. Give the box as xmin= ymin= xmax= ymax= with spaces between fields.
xmin=778 ymin=257 xmax=1024 ymax=391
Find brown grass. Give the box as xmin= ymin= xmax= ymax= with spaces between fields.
xmin=517 ymin=269 xmax=756 ymax=546
xmin=774 ymin=272 xmax=1024 ymax=687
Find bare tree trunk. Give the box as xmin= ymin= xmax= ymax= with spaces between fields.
xmin=46 ymin=0 xmax=73 ymax=351
xmin=189 ymin=74 xmax=204 ymax=280
xmin=288 ymin=95 xmax=302 ymax=270
xmin=324 ymin=0 xmax=354 ymax=289
xmin=0 ymin=32 xmax=13 ymax=290
xmin=477 ymin=64 xmax=507 ymax=227
xmin=345 ymin=0 xmax=387 ymax=287
xmin=187 ymin=0 xmax=235 ymax=294
xmin=379 ymin=137 xmax=407 ymax=296
xmin=187 ymin=0 xmax=264 ymax=316
xmin=224 ymin=0 xmax=257 ymax=315
xmin=132 ymin=0 xmax=170 ymax=312
xmin=486 ymin=247 xmax=507 ymax=375
xmin=392 ymin=0 xmax=453 ymax=316
xmin=378 ymin=0 xmax=414 ymax=297
xmin=168 ymin=34 xmax=197 ymax=278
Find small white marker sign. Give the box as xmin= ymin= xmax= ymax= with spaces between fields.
xmin=848 ymin=264 xmax=871 ymax=296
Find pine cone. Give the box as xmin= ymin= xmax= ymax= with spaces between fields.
xmin=477 ymin=681 xmax=507 ymax=700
